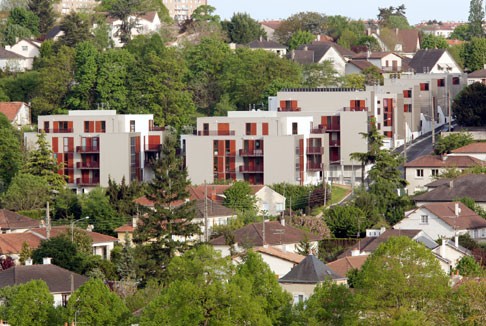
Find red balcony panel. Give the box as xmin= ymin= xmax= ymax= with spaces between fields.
xmin=76 ymin=146 xmax=100 ymax=153
xmin=307 ymin=147 xmax=323 ymax=155
xmin=343 ymin=107 xmax=368 ymax=112
xmin=76 ymin=162 xmax=100 ymax=169
xmin=239 ymin=165 xmax=264 ymax=173
xmin=306 ymin=162 xmax=322 ymax=171
xmin=197 ymin=130 xmax=235 ymax=136
xmin=329 ymin=140 xmax=341 ymax=147
xmin=239 ymin=149 xmax=264 ymax=156
xmin=76 ymin=177 xmax=100 ymax=186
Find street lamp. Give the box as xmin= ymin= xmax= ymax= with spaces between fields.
xmin=71 ymin=216 xmax=89 ymax=242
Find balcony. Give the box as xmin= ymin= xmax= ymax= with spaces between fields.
xmin=326 ymin=124 xmax=340 ymax=132
xmin=343 ymin=107 xmax=368 ymax=112
xmin=329 ymin=140 xmax=341 ymax=147
xmin=149 ymin=126 xmax=165 ymax=131
xmin=310 ymin=124 xmax=340 ymax=133
xmin=239 ymin=149 xmax=264 ymax=157
xmin=197 ymin=130 xmax=235 ymax=136
xmin=76 ymin=162 xmax=100 ymax=169
xmin=307 ymin=147 xmax=323 ymax=155
xmin=145 ymin=144 xmax=162 ymax=152
xmin=214 ymin=150 xmax=236 ymax=157
xmin=76 ymin=177 xmax=100 ymax=186
xmin=278 ymin=107 xmax=301 ymax=112
xmin=239 ymin=165 xmax=263 ymax=173
xmin=38 ymin=128 xmax=73 ymax=133
xmin=76 ymin=146 xmax=99 ymax=153
xmin=306 ymin=162 xmax=323 ymax=171
xmin=310 ymin=126 xmax=326 ymax=134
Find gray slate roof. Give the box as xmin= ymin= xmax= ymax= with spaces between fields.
xmin=247 ymin=39 xmax=286 ymax=49
xmin=0 ymin=47 xmax=24 ymax=59
xmin=415 ymin=174 xmax=486 ymax=203
xmin=408 ymin=49 xmax=446 ymax=73
xmin=279 ymin=254 xmax=342 ymax=284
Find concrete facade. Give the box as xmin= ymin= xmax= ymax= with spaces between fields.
xmin=162 ymin=0 xmax=207 ymax=21
xmin=24 ymin=110 xmax=164 ymax=193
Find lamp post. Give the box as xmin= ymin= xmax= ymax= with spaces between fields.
xmin=71 ymin=216 xmax=89 ymax=242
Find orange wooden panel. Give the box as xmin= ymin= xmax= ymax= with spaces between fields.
xmin=250 ymin=123 xmax=256 ymax=135
xmin=67 ymin=121 xmax=73 ymax=131
xmin=53 ymin=121 xmax=59 ymax=130
xmin=262 ymin=123 xmax=268 ymax=135
xmin=68 ymin=137 xmax=74 ymax=152
xmin=95 ymin=121 xmax=102 ymax=132
xmin=230 ymin=140 xmax=236 ymax=156
xmin=52 ymin=137 xmax=58 ymax=153
xmin=291 ymin=100 xmax=297 ymax=109
xmin=218 ymin=123 xmax=230 ymax=135
xmin=280 ymin=100 xmax=285 ymax=108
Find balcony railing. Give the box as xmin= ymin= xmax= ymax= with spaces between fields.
xmin=306 ymin=162 xmax=323 ymax=171
xmin=343 ymin=107 xmax=368 ymax=112
xmin=197 ymin=130 xmax=235 ymax=136
xmin=76 ymin=162 xmax=100 ymax=169
xmin=76 ymin=146 xmax=100 ymax=153
xmin=149 ymin=126 xmax=165 ymax=131
xmin=145 ymin=144 xmax=162 ymax=152
xmin=239 ymin=149 xmax=263 ymax=157
xmin=307 ymin=146 xmax=323 ymax=154
xmin=214 ymin=151 xmax=236 ymax=157
xmin=310 ymin=124 xmax=340 ymax=133
xmin=239 ymin=166 xmax=263 ymax=173
xmin=278 ymin=107 xmax=301 ymax=112
xmin=329 ymin=140 xmax=341 ymax=147
xmin=38 ymin=128 xmax=73 ymax=133
xmin=76 ymin=177 xmax=100 ymax=186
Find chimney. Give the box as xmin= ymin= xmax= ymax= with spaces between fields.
xmin=455 ymin=235 xmax=459 ymax=248
xmin=25 ymin=258 xmax=33 ymax=266
xmin=454 ymin=203 xmax=461 ymax=217
xmin=351 ymin=248 xmax=360 ymax=256
xmin=449 ymin=180 xmax=454 ymax=188
xmin=440 ymin=238 xmax=446 ymax=258
xmin=380 ymin=227 xmax=386 ymax=235
xmin=291 ymin=50 xmax=295 ymax=60
xmin=280 ymin=217 xmax=285 ymax=227
xmin=304 ymin=45 xmax=308 ymax=51
xmin=441 ymin=154 xmax=447 ymax=161
xmin=43 ymin=257 xmax=52 ymax=265
xmin=259 ymin=35 xmax=263 ymax=42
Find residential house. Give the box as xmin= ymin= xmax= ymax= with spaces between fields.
xmin=0 ymin=258 xmax=88 ymax=307
xmin=5 ymin=39 xmax=41 ymax=70
xmin=326 ymin=255 xmax=368 ymax=278
xmin=24 ymin=110 xmax=164 ymax=193
xmin=30 ymin=226 xmax=118 ymax=260
xmin=0 ymin=102 xmax=31 ymax=128
xmin=351 ymin=51 xmax=403 ymax=72
xmin=414 ymin=174 xmax=486 ymax=209
xmin=260 ymin=21 xmax=281 ymax=41
xmin=162 ymin=0 xmax=206 ymax=21
xmin=0 ymin=47 xmax=30 ymax=72
xmin=467 ymin=68 xmax=486 ymax=85
xmin=279 ymin=254 xmax=346 ymax=304
xmin=254 ymin=246 xmax=305 ymax=278
xmin=431 ymin=237 xmax=471 ymax=273
xmin=408 ymin=49 xmax=462 ymax=74
xmin=107 ymin=11 xmax=161 ymax=47
xmin=0 ymin=233 xmax=42 ymax=262
xmin=345 ymin=59 xmax=377 ymax=75
xmin=209 ymin=220 xmax=321 ymax=258
xmin=290 ymin=43 xmax=347 ymax=76
xmin=0 ymin=209 xmax=40 ymax=233
xmin=404 ymin=155 xmax=484 ymax=194
xmin=369 ymin=28 xmax=420 ymax=58
xmin=417 ymin=22 xmax=464 ymax=39
xmin=394 ymin=202 xmax=486 ymax=240
xmin=44 ymin=26 xmax=64 ymax=41
xmin=448 ymin=142 xmax=486 ymax=161
xmin=247 ymin=38 xmax=287 ymax=57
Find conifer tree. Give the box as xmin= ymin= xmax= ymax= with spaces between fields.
xmin=134 ymin=134 xmax=201 ymax=281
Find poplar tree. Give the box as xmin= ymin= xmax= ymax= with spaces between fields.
xmin=469 ymin=0 xmax=485 ymax=38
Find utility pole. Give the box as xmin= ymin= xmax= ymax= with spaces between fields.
xmin=431 ymin=95 xmax=436 ymax=146
xmin=46 ymin=201 xmax=51 ymax=239
xmin=204 ymin=180 xmax=208 ymax=242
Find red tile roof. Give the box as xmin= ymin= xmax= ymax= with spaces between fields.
xmin=326 ymin=255 xmax=368 ymax=278
xmin=209 ymin=221 xmax=321 ymax=246
xmin=260 ymin=20 xmax=281 ymax=30
xmin=0 ymin=102 xmax=24 ymax=122
xmin=255 ymin=246 xmax=305 ymax=264
xmin=0 ymin=209 xmax=40 ymax=230
xmin=31 ymin=226 xmax=118 ymax=244
xmin=114 ymin=225 xmax=135 ymax=233
xmin=404 ymin=155 xmax=484 ymax=168
xmin=451 ymin=142 xmax=486 ymax=153
xmin=421 ymin=202 xmax=486 ymax=230
xmin=0 ymin=233 xmax=41 ymax=254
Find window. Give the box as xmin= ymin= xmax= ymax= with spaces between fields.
xmin=403 ymin=89 xmax=412 ymax=98
xmin=21 ymin=45 xmax=28 ymax=51
xmin=292 ymin=122 xmax=298 ymax=135
xmin=130 ymin=120 xmax=135 ymax=132
xmin=245 ymin=123 xmax=256 ymax=135
xmin=293 ymin=294 xmax=305 ymax=305
xmin=404 ymin=104 xmax=412 ymax=113
xmin=416 ymin=169 xmax=424 ymax=178
xmin=58 ymin=121 xmax=69 ymax=132
xmin=431 ymin=169 xmax=439 ymax=177
xmin=452 ymin=76 xmax=460 ymax=85
xmin=377 ymin=107 xmax=381 ymax=115
xmin=419 ymin=83 xmax=429 ymax=91
xmin=421 ymin=215 xmax=429 ymax=224
xmin=437 ymin=79 xmax=445 ymax=87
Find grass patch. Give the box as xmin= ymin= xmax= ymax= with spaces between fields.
xmin=328 ymin=184 xmax=352 ymax=205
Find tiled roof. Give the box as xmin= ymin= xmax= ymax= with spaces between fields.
xmin=404 ymin=155 xmax=484 ymax=168
xmin=326 ymin=255 xmax=368 ymax=278
xmin=0 ymin=209 xmax=40 ymax=230
xmin=139 ymin=11 xmax=157 ymax=22
xmin=312 ymin=40 xmax=355 ymax=57
xmin=195 ymin=199 xmax=235 ymax=218
xmin=209 ymin=221 xmax=321 ymax=246
xmin=396 ymin=29 xmax=420 ymax=53
xmin=255 ymin=246 xmax=305 ymax=264
xmin=31 ymin=226 xmax=118 ymax=244
xmin=279 ymin=254 xmax=342 ymax=283
xmin=414 ymin=174 xmax=486 ymax=203
xmin=295 ymin=43 xmax=333 ymax=63
xmin=248 ymin=39 xmax=286 ymax=49
xmin=0 ymin=47 xmax=25 ymax=59
xmin=408 ymin=49 xmax=446 ymax=73
xmin=45 ymin=26 xmax=62 ymax=40
xmin=347 ymin=60 xmax=376 ymax=71
xmin=421 ymin=202 xmax=486 ymax=230
xmin=468 ymin=69 xmax=486 ymax=78
xmin=0 ymin=102 xmax=25 ymax=122
xmin=0 ymin=264 xmax=87 ymax=293
xmin=352 ymin=51 xmax=394 ymax=59
xmin=134 ymin=196 xmax=154 ymax=207
xmin=114 ymin=224 xmax=135 ymax=233
xmin=260 ymin=20 xmax=281 ymax=30
xmin=290 ymin=49 xmax=315 ymax=64
xmin=0 ymin=233 xmax=41 ymax=254
xmin=451 ymin=142 xmax=486 ymax=153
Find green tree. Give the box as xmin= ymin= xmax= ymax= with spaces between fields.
xmin=109 ymin=0 xmax=143 ymax=45
xmin=59 ymin=12 xmax=91 ymax=47
xmin=274 ymin=12 xmax=327 ymax=45
xmin=106 ymin=176 xmax=144 ymax=217
xmin=28 ymin=0 xmax=55 ymax=34
xmin=434 ymin=132 xmax=474 ymax=154
xmin=81 ymin=187 xmax=123 ymax=235
xmin=421 ymin=33 xmax=449 ymax=49
xmin=1 ymin=173 xmax=50 ymax=210
xmin=455 ymin=256 xmax=484 ymax=276
xmin=32 ymin=236 xmax=83 ymax=272
xmin=361 ymin=65 xmax=384 ymax=86
xmin=468 ymin=0 xmax=485 ymax=38
xmin=222 ymin=12 xmax=266 ymax=44
xmin=3 ymin=7 xmax=40 ymax=44
xmin=452 ymin=82 xmax=486 ymax=126
xmin=354 ymin=236 xmax=450 ymax=323
xmin=1 ymin=23 xmax=32 ymax=46
xmin=134 ymin=134 xmax=200 ymax=281
xmin=52 ymin=187 xmax=82 ymax=220
xmin=449 ymin=23 xmax=471 ymax=41
xmin=67 ymin=278 xmax=130 ymax=325
xmin=19 ymin=241 xmax=33 ymax=264
xmin=23 ymin=131 xmax=66 ymax=190
xmin=7 ymin=280 xmax=54 ymax=326
xmin=462 ymin=37 xmax=486 ymax=71
xmin=302 ymin=61 xmax=341 ymax=88
xmin=288 ymin=30 xmax=315 ymax=50
xmin=377 ymin=4 xmax=410 ymax=29
xmin=450 ymin=278 xmax=486 ymax=324
xmin=223 ymin=181 xmax=257 ymax=214
xmin=324 ymin=205 xmax=368 ymax=238
xmin=341 ymin=73 xmax=365 ymax=89
xmin=0 ymin=113 xmax=22 ymax=189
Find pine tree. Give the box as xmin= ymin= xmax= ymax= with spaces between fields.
xmin=134 ymin=134 xmax=201 ymax=281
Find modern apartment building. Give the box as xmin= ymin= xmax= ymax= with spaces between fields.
xmin=162 ymin=0 xmax=207 ymax=21
xmin=24 ymin=111 xmax=164 ymax=193
xmin=54 ymin=0 xmax=98 ymax=15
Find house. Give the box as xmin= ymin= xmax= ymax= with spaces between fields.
xmin=0 ymin=258 xmax=88 ymax=307
xmin=0 ymin=233 xmax=42 ymax=262
xmin=24 ymin=110 xmax=164 ymax=193
xmin=408 ymin=49 xmax=462 ymax=74
xmin=260 ymin=21 xmax=281 ymax=41
xmin=5 ymin=39 xmax=40 ymax=70
xmin=326 ymin=255 xmax=368 ymax=278
xmin=345 ymin=59 xmax=377 ymax=75
xmin=368 ymin=28 xmax=420 ymax=58
xmin=107 ymin=11 xmax=161 ymax=47
xmin=279 ymin=254 xmax=346 ymax=304
xmin=254 ymin=246 xmax=305 ymax=278
xmin=431 ymin=237 xmax=471 ymax=273
xmin=351 ymin=51 xmax=403 ymax=72
xmin=290 ymin=43 xmax=347 ymax=75
xmin=45 ymin=26 xmax=64 ymax=41
xmin=0 ymin=102 xmax=31 ymax=128
xmin=404 ymin=155 xmax=484 ymax=194
xmin=467 ymin=68 xmax=486 ymax=85
xmin=448 ymin=142 xmax=486 ymax=161
xmin=414 ymin=174 xmax=486 ymax=209
xmin=247 ymin=38 xmax=287 ymax=57
xmin=0 ymin=209 xmax=40 ymax=233
xmin=53 ymin=0 xmax=98 ymax=15
xmin=395 ymin=202 xmax=486 ymax=240
xmin=209 ymin=220 xmax=321 ymax=257
xmin=30 ymin=226 xmax=118 ymax=260
xmin=0 ymin=47 xmax=30 ymax=72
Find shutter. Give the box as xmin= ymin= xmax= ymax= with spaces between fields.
xmin=262 ymin=123 xmax=268 ymax=135
xmin=52 ymin=137 xmax=58 ymax=152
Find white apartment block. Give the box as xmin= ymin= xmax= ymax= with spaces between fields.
xmin=24 ymin=110 xmax=164 ymax=193
xmin=54 ymin=0 xmax=98 ymax=15
xmin=162 ymin=0 xmax=207 ymax=21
